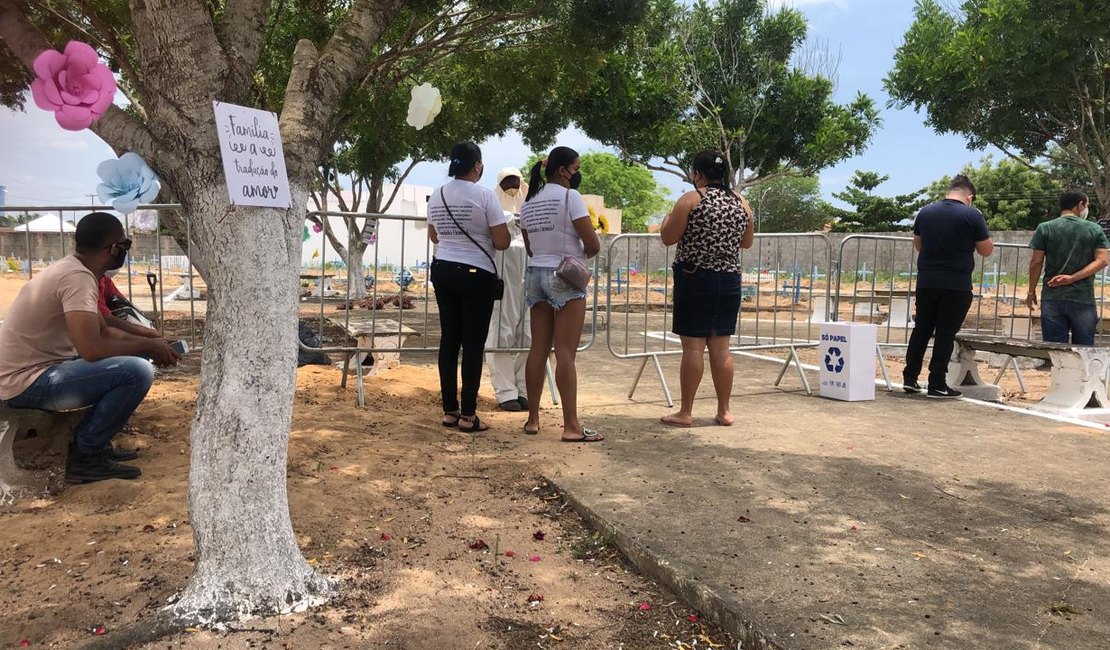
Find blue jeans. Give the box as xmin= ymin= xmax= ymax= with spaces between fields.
xmin=6 ymin=357 xmax=154 ymax=453
xmin=1040 ymin=299 xmax=1098 ymax=345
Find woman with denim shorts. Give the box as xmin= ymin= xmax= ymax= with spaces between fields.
xmin=427 ymin=142 xmax=511 ymax=432
xmin=518 ymin=146 xmax=603 ymax=442
xmin=659 ymin=150 xmax=754 ymax=427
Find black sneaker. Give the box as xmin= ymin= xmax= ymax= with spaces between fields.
xmin=65 ymin=448 xmax=142 ymax=484
xmin=902 ymin=379 xmax=923 ymax=394
xmin=498 ymin=399 xmax=523 ymax=412
xmin=927 ymin=386 xmax=962 ymax=399
xmin=516 ymin=396 xmax=529 ymax=410
xmin=108 ymin=446 xmax=139 ymax=462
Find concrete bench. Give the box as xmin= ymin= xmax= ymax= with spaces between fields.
xmin=949 ymin=334 xmax=1110 ymax=414
xmin=0 ymin=403 xmax=84 ymax=502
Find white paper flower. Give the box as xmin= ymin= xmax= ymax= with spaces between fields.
xmin=406 ymin=83 xmax=442 ymax=130
xmin=96 ymin=152 xmax=161 ymax=214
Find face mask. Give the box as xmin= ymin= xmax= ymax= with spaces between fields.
xmin=568 ymin=170 xmax=582 ymax=190
xmin=1080 ymin=207 xmax=1090 ymax=219
xmin=504 ymin=187 xmax=519 ymax=197
xmin=109 ymin=246 xmax=128 ymax=271
xmin=104 ymin=268 xmax=119 ymax=278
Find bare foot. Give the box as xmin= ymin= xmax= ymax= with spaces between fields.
xmin=714 ymin=411 xmax=735 ymax=426
xmin=660 ymin=413 xmax=693 ymax=427
xmin=523 ymin=421 xmax=540 ymax=435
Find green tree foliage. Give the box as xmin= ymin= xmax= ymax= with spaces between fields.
xmin=831 ymin=171 xmax=926 ymax=232
xmin=522 ymin=152 xmax=670 ymax=232
xmin=574 ymin=0 xmax=879 ymax=189
xmin=887 ymin=0 xmax=1110 ymax=212
xmin=747 ymin=175 xmax=830 ymax=233
xmin=925 ymin=156 xmax=1064 ymax=231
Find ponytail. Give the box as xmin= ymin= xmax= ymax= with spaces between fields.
xmin=525 ymin=160 xmax=545 ymax=202
xmin=524 ymin=145 xmax=580 ymax=203
xmin=447 ymin=142 xmax=481 ymax=177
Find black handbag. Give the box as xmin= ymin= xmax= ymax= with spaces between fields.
xmin=439 ymin=188 xmax=505 ymax=301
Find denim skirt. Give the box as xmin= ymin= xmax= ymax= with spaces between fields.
xmin=671 ymin=261 xmax=742 ymax=338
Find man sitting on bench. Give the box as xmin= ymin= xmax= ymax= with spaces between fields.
xmin=0 ymin=212 xmax=180 ymax=484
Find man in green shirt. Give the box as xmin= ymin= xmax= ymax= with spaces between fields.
xmin=1026 ymin=190 xmax=1109 ymax=345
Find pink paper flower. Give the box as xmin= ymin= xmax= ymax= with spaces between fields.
xmin=31 ymin=41 xmax=116 ymax=131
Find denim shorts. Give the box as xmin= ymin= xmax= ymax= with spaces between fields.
xmin=671 ymin=261 xmax=742 ymax=338
xmin=525 ymin=266 xmax=587 ymax=309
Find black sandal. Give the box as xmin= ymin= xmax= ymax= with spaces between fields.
xmin=442 ymin=411 xmax=461 ymax=428
xmin=458 ymin=415 xmax=490 ymax=433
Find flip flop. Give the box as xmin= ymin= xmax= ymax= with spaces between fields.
xmin=562 ymin=429 xmax=604 ymax=443
xmin=714 ymin=415 xmax=735 ymax=426
xmin=442 ymin=411 xmax=461 ymax=428
xmin=458 ymin=415 xmax=490 ymax=433
xmin=523 ymin=423 xmax=540 ymax=435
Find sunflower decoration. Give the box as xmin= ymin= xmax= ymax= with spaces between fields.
xmin=589 ymin=206 xmax=610 ymax=235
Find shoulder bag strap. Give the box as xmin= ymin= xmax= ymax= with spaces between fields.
xmin=439 ymin=187 xmax=499 ymax=278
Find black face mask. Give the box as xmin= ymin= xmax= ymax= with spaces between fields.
xmin=568 ymin=171 xmax=582 ymax=190
xmin=109 ymin=246 xmax=128 ymax=270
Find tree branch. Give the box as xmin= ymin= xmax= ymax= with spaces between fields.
xmin=380 ymin=158 xmax=421 ymax=213
xmin=216 ymin=0 xmax=271 ymax=103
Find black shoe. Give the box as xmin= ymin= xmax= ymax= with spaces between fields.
xmin=902 ymin=379 xmax=923 ymax=394
xmin=108 ymin=446 xmax=139 ymax=462
xmin=498 ymin=399 xmax=523 ymax=412
xmin=515 ymin=396 xmax=529 ymax=410
xmin=66 ymin=449 xmax=142 ymax=484
xmin=927 ymin=386 xmax=962 ymax=399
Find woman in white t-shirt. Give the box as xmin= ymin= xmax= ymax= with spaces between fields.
xmin=427 ymin=142 xmax=510 ymax=432
xmin=518 ymin=146 xmax=602 ymax=442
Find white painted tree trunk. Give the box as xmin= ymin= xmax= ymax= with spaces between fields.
xmin=169 ymin=183 xmax=334 ymax=622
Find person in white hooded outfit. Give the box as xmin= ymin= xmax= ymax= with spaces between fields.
xmin=486 ymin=168 xmax=530 ymax=411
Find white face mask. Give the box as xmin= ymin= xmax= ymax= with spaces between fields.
xmin=504 ymin=187 xmax=519 ymax=197
xmin=1080 ymin=206 xmax=1090 ymax=219
xmin=104 ymin=268 xmax=119 ymax=278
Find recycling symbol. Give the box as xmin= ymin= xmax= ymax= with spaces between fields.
xmin=824 ymin=347 xmax=845 ymax=373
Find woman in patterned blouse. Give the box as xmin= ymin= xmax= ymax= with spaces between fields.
xmin=659 ymin=150 xmax=754 ymax=427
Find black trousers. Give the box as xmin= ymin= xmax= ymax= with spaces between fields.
xmin=431 ymin=259 xmax=497 ymax=415
xmin=903 ymin=287 xmax=974 ymax=388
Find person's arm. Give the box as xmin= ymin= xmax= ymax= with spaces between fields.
xmin=660 ymin=191 xmax=699 ymax=246
xmin=521 ymin=229 xmax=533 ymax=258
xmin=573 ymin=217 xmax=601 ymax=259
xmin=427 ymin=222 xmax=439 ymax=244
xmin=65 ymin=311 xmax=180 ymax=366
xmin=489 ymin=223 xmax=510 ymax=251
xmin=913 ymin=235 xmax=922 ymax=252
xmin=1048 ymin=248 xmax=1109 ymax=287
xmin=486 ymin=195 xmax=511 ymax=251
xmin=737 ymin=193 xmax=755 ymax=249
xmin=1027 ymin=249 xmax=1045 ymax=309
xmin=104 ymin=313 xmax=161 ymax=338
xmin=975 ymin=237 xmax=994 ymax=257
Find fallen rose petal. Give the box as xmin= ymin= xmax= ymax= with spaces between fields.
xmin=687 ymin=614 xmax=698 ymax=622
xmin=505 ymin=550 xmax=515 ymax=558
xmin=380 ymin=533 xmax=392 ymax=541
xmin=469 ymin=539 xmax=489 ymax=550
xmin=850 ymin=525 xmax=858 ymax=531
xmin=527 ymin=593 xmax=544 ymax=603
xmin=528 ymin=555 xmax=541 ymax=562
xmin=19 ymin=640 xmax=31 ymax=647
xmin=638 ymin=602 xmax=651 ymax=611
xmin=330 ymin=465 xmax=339 ymax=470
xmin=532 ymin=530 xmax=546 ymax=541
xmin=92 ymin=626 xmax=106 ymax=635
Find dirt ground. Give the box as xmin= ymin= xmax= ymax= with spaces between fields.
xmin=1 ymin=347 xmax=738 ymax=649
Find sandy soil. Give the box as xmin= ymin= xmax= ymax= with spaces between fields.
xmin=1 ymin=353 xmax=735 ymax=649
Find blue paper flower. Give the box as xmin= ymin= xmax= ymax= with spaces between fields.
xmin=96 ymin=152 xmax=160 ymax=214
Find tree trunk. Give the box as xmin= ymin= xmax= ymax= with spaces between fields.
xmin=168 ymin=182 xmax=335 ymax=622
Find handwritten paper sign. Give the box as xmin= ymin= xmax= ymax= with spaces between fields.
xmin=213 ymin=101 xmax=292 ymax=208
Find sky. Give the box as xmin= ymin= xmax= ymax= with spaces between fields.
xmin=0 ymin=0 xmax=999 ymax=214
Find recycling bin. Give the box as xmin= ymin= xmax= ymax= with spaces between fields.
xmin=818 ymin=322 xmax=877 ymax=401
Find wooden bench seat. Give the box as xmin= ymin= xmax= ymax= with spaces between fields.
xmin=950 ymin=334 xmax=1110 ymax=414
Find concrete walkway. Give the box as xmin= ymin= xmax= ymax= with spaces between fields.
xmin=548 ymin=348 xmax=1110 ymax=649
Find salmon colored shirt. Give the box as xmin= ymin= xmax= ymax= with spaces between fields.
xmin=0 ymin=256 xmax=99 ymax=400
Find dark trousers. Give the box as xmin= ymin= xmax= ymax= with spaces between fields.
xmin=903 ymin=287 xmax=974 ymax=388
xmin=431 ymin=259 xmax=497 ymax=415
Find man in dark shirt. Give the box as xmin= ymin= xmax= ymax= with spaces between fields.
xmin=904 ymin=175 xmax=994 ymax=398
